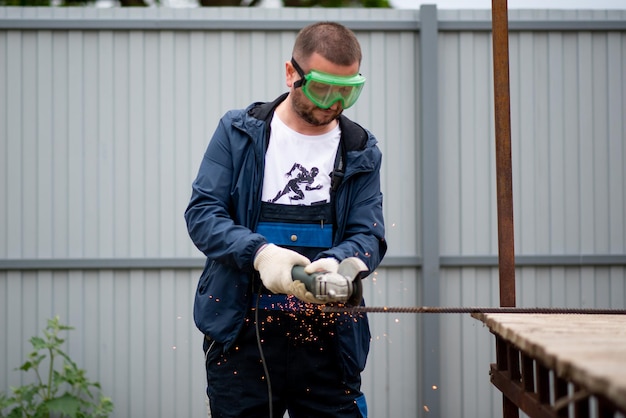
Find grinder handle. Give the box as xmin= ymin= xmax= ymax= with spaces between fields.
xmin=291 ymin=266 xmax=318 ymax=293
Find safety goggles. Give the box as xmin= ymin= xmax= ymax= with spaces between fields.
xmin=291 ymin=58 xmax=366 ymax=109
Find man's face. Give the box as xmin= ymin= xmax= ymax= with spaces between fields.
xmin=288 ymin=53 xmax=360 ymax=127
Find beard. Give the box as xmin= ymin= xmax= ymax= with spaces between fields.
xmin=290 ymin=89 xmax=343 ymax=127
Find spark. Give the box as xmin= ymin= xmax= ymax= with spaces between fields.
xmin=423 ymin=405 xmax=430 ymax=412
xmin=172 ymin=346 xmax=177 ymax=350
xmin=432 ymin=385 xmax=438 ymax=390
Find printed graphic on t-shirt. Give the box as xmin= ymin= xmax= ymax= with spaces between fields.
xmin=262 ymin=114 xmax=340 ymax=206
xmin=269 ymin=163 xmax=323 ymax=203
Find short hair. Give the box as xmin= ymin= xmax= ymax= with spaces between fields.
xmin=292 ymin=22 xmax=362 ymax=67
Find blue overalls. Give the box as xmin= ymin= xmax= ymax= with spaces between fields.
xmin=203 ymin=200 xmax=368 ymax=418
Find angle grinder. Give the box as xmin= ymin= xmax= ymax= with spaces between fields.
xmin=291 ymin=257 xmax=368 ymax=305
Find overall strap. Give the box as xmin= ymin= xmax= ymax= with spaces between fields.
xmin=331 ymin=141 xmax=345 ymax=193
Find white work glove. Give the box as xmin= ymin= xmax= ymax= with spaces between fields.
xmin=304 ymin=258 xmax=339 ymax=275
xmin=291 ymin=281 xmax=322 ymax=304
xmin=292 ymin=258 xmax=340 ymax=304
xmin=253 ymin=244 xmax=310 ymax=295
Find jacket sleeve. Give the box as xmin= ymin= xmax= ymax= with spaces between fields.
xmin=184 ymin=114 xmax=266 ymax=272
xmin=317 ymin=140 xmax=387 ymax=273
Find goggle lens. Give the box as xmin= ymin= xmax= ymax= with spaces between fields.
xmin=291 ymin=58 xmax=366 ymax=109
xmin=303 ymin=78 xmax=365 ymax=109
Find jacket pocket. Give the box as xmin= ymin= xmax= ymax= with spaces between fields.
xmin=203 ymin=335 xmax=222 ymax=367
xmin=197 ymin=260 xmax=214 ymax=294
xmin=193 ymin=261 xmax=250 ymax=348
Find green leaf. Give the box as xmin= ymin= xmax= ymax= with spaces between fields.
xmin=0 ymin=391 xmax=13 ymax=410
xmin=29 ymin=336 xmax=47 ymax=350
xmin=11 ymin=383 xmax=41 ymax=403
xmin=18 ymin=354 xmax=45 ymax=373
xmin=47 ymin=316 xmax=60 ymax=328
xmin=7 ymin=407 xmax=27 ymax=418
xmin=18 ymin=360 xmax=33 ymax=371
xmin=45 ymin=392 xmax=83 ymax=416
xmin=56 ymin=349 xmax=76 ymax=368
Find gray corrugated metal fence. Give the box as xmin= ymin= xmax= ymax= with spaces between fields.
xmin=1 ymin=6 xmax=625 ymax=418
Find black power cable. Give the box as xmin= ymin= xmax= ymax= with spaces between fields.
xmin=255 ymin=289 xmax=274 ymax=418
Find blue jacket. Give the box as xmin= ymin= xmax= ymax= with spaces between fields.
xmin=185 ymin=93 xmax=386 ymax=377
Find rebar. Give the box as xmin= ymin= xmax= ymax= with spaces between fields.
xmin=322 ymin=306 xmax=626 ymax=315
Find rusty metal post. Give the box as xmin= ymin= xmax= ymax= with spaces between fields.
xmin=492 ymin=1 xmax=517 ymax=416
xmin=492 ymin=0 xmax=516 ymax=308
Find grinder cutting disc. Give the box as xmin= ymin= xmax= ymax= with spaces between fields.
xmin=337 ymin=257 xmax=368 ymax=306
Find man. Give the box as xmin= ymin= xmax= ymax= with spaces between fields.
xmin=185 ymin=21 xmax=386 ymax=418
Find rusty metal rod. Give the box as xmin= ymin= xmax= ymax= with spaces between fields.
xmin=322 ymin=306 xmax=626 ymax=315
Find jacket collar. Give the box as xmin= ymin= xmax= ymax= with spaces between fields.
xmin=248 ymin=92 xmax=288 ymax=122
xmin=247 ymin=92 xmax=369 ymax=152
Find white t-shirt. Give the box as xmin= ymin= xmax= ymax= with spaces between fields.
xmin=262 ymin=115 xmax=341 ymax=205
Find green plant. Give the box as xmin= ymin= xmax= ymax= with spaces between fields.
xmin=0 ymin=316 xmax=113 ymax=418
xmin=283 ymin=0 xmax=390 ymax=6
xmin=0 ymin=0 xmax=51 ymax=5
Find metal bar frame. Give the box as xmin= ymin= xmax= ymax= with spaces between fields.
xmin=491 ymin=334 xmax=626 ymax=418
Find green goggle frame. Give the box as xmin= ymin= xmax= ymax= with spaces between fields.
xmin=292 ymin=58 xmax=366 ymax=109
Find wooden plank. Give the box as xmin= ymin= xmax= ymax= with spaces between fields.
xmin=475 ymin=313 xmax=626 ymax=412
